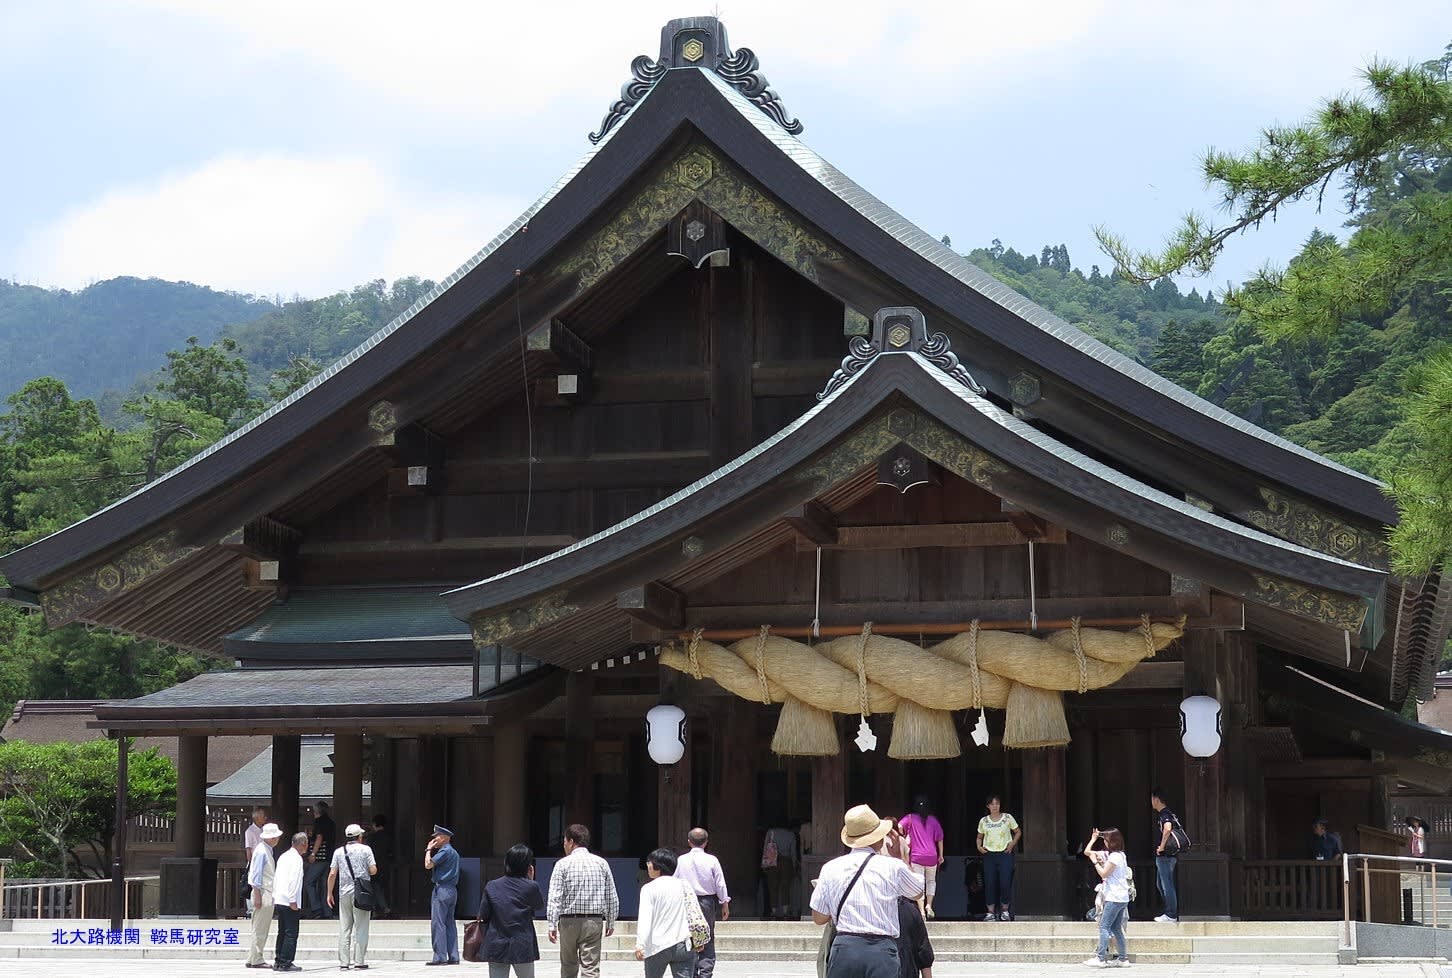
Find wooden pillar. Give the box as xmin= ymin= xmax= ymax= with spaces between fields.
xmin=1068 ymin=729 xmax=1096 ymax=846
xmin=1017 ymin=746 xmax=1070 ymax=917
xmin=175 ymin=735 xmax=208 ymax=859
xmin=371 ymin=738 xmax=396 ymax=826
xmin=709 ymin=700 xmax=756 ymax=909
xmin=271 ymin=735 xmax=302 ymax=837
xmin=332 ymin=734 xmax=364 ymax=826
xmin=811 ymin=742 xmax=846 ymax=859
xmin=565 ymin=671 xmax=596 ymax=830
xmin=1180 ymin=628 xmax=1230 ymax=916
xmin=493 ymin=725 xmax=528 ymax=855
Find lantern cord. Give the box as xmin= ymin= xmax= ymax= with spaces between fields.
xmin=856 ymin=626 xmax=870 ymax=720
xmin=811 ymin=546 xmax=822 ymax=638
xmin=687 ymin=627 xmax=704 ymax=680
xmin=1070 ymin=616 xmax=1088 ymax=694
xmin=754 ymin=624 xmax=773 ymax=705
xmin=1028 ymin=540 xmax=1038 ymax=632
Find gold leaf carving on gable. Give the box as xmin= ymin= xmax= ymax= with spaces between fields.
xmin=1241 ymin=486 xmax=1388 ymax=568
xmin=1251 ymin=573 xmax=1368 ymax=632
xmin=41 ymin=531 xmax=202 ymax=626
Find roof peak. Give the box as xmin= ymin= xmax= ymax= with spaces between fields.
xmin=590 ymin=15 xmax=802 ymax=144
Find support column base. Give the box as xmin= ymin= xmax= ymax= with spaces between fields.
xmin=1013 ymin=855 xmax=1072 ymax=919
xmin=159 ymin=857 xmax=217 ymax=918
xmin=1175 ymin=851 xmax=1230 ymax=919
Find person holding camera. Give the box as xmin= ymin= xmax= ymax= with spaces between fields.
xmin=1082 ymin=828 xmax=1129 ymax=968
xmin=425 ymin=824 xmax=461 ymax=966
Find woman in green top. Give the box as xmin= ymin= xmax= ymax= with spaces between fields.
xmin=975 ymin=795 xmax=1021 ymax=922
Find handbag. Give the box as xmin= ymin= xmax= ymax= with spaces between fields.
xmin=343 ymin=843 xmax=376 ymax=912
xmin=682 ymin=882 xmax=711 ymax=953
xmin=463 ymin=918 xmax=485 ymax=963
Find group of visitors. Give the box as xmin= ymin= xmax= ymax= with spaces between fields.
xmin=241 ymin=804 xmax=388 ymax=971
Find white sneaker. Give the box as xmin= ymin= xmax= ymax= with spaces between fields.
xmin=983 ymin=912 xmax=997 ymax=922
xmin=1152 ymin=913 xmax=1178 ymax=923
xmin=1081 ymin=958 xmax=1108 ymax=968
xmin=999 ymin=910 xmax=1011 ymax=921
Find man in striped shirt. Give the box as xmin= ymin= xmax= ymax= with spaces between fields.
xmin=811 ymin=805 xmax=924 ymax=978
xmin=546 ymin=824 xmax=620 ymax=978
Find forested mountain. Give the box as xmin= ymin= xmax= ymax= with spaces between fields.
xmin=0 ymin=277 xmax=273 ymax=403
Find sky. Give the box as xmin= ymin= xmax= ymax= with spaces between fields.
xmin=1 ymin=1 xmax=1447 ymax=301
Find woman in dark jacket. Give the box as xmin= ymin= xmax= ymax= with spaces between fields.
xmin=478 ymin=844 xmax=544 ymax=977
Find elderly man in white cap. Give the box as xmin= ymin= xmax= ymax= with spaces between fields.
xmin=244 ymin=822 xmax=283 ymax=968
xmin=328 ymin=822 xmax=378 ymax=970
xmin=810 ymin=804 xmax=924 ymax=978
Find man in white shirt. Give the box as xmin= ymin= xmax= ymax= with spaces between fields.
xmin=272 ymin=832 xmax=309 ymax=973
xmin=327 ymin=822 xmax=379 ymax=970
xmin=810 ymin=805 xmax=924 ymax=978
xmin=243 ymin=807 xmax=268 ymax=859
xmin=243 ymin=822 xmax=282 ymax=968
xmin=674 ymin=827 xmax=729 ymax=978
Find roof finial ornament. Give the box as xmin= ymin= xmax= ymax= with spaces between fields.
xmin=588 ymin=16 xmax=804 ymax=145
xmin=817 ymin=307 xmax=986 ymax=400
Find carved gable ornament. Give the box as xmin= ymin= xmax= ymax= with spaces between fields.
xmin=818 ymin=306 xmax=986 ymax=401
xmin=590 ymin=16 xmax=803 ymax=144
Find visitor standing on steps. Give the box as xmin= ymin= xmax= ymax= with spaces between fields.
xmin=898 ymin=797 xmax=944 ymax=919
xmin=1151 ymin=789 xmax=1186 ymax=923
xmin=976 ymin=795 xmax=1021 ymax=922
xmin=1082 ymin=827 xmax=1130 ymax=968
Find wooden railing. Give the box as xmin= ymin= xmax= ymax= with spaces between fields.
xmin=1238 ymin=860 xmax=1342 ymax=919
xmin=1 ymin=877 xmax=159 ymax=920
xmin=128 ymin=813 xmax=250 ymax=846
xmin=1391 ymin=797 xmax=1452 ymax=843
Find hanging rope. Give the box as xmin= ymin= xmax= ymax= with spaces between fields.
xmin=967 ymin=618 xmax=983 ymax=710
xmin=687 ymin=627 xmax=705 ymax=680
xmin=1028 ymin=540 xmax=1038 ymax=632
xmin=1070 ymin=616 xmax=1088 ymax=694
xmin=811 ymin=545 xmax=823 ymax=638
xmin=856 ymin=621 xmax=874 ymax=720
xmin=1139 ymin=613 xmax=1156 ymax=661
xmin=754 ymin=624 xmax=774 ymax=705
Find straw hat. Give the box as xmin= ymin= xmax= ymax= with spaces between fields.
xmin=260 ymin=823 xmax=283 ymax=841
xmin=840 ymin=804 xmax=893 ymax=849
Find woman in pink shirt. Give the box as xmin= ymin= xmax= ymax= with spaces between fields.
xmin=898 ymin=796 xmax=945 ymax=918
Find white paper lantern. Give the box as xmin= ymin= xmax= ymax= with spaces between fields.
xmin=1180 ymin=695 xmax=1222 ymax=758
xmin=645 ymin=704 xmax=687 ymax=765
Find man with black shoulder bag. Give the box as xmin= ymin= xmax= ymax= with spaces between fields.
xmin=328 ymin=822 xmax=378 ymax=970
xmin=810 ymin=804 xmax=925 ymax=978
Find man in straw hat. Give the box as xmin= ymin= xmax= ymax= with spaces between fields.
xmin=424 ymin=823 xmax=460 ymax=965
xmin=810 ymin=804 xmax=925 ymax=978
xmin=243 ymin=822 xmax=283 ymax=968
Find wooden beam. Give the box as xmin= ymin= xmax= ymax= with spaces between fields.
xmin=298 ymin=535 xmax=576 ymax=556
xmin=815 ymin=521 xmax=1067 ymax=550
xmin=1262 ymin=759 xmax=1388 ymax=779
xmin=782 ymin=501 xmax=837 ymax=546
xmin=617 ymin=581 xmax=686 ymax=630
xmin=1001 ymin=500 xmax=1049 ymax=540
xmin=525 ymin=318 xmax=592 ymax=369
xmin=444 ymin=451 xmax=712 ymax=492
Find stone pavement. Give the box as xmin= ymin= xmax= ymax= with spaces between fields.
xmin=0 ymin=960 xmax=1446 ymax=977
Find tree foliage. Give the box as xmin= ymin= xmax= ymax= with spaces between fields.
xmin=1094 ymin=42 xmax=1452 ymax=576
xmin=0 ymin=739 xmax=176 ymax=878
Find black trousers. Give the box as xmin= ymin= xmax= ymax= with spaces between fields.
xmin=827 ymin=933 xmax=900 ymax=978
xmin=274 ymin=904 xmax=300 ymax=966
xmin=694 ymin=895 xmax=718 ymax=978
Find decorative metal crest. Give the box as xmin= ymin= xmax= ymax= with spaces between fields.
xmin=589 ymin=17 xmax=804 ymax=145
xmin=817 ymin=307 xmax=986 ymax=400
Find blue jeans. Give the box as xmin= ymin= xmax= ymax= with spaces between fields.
xmin=983 ymin=851 xmax=1014 ymax=912
xmin=1155 ymin=855 xmax=1178 ymax=919
xmin=430 ymin=882 xmax=458 ymax=963
xmin=1096 ymin=900 xmax=1128 ymax=961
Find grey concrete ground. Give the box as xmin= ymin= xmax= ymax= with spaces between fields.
xmin=0 ymin=961 xmax=1446 ymax=977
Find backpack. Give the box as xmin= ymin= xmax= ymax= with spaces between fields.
xmin=761 ymin=832 xmax=779 ymax=869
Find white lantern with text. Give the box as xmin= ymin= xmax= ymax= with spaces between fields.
xmin=645 ymin=704 xmax=687 ymax=765
xmin=1179 ymin=695 xmax=1222 ymax=758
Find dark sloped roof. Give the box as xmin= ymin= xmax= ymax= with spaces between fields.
xmin=223 ymin=589 xmax=472 ymax=662
xmin=445 ymin=348 xmax=1384 ymax=635
xmin=0 ymin=56 xmax=1392 ymax=594
xmin=205 ymin=735 xmax=369 ymax=805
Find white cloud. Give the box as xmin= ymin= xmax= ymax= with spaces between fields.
xmin=15 ymin=155 xmax=523 ymax=297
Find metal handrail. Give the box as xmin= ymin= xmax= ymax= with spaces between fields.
xmin=1340 ymin=851 xmax=1452 ymax=943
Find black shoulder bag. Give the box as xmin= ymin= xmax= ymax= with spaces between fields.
xmin=343 ymin=843 xmax=376 ymax=912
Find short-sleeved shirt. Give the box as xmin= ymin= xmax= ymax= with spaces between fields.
xmin=431 ymin=843 xmax=460 ymax=886
xmin=244 ymin=822 xmax=263 ymax=855
xmin=1097 ymin=851 xmax=1130 ymax=903
xmin=312 ymin=814 xmax=336 ymax=862
xmin=809 ymin=850 xmax=923 ymax=938
xmin=330 ymin=842 xmax=377 ymax=897
xmin=1156 ymin=808 xmax=1180 ymax=853
xmin=977 ymin=814 xmax=1019 ymax=852
xmin=899 ymin=814 xmax=943 ymax=867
